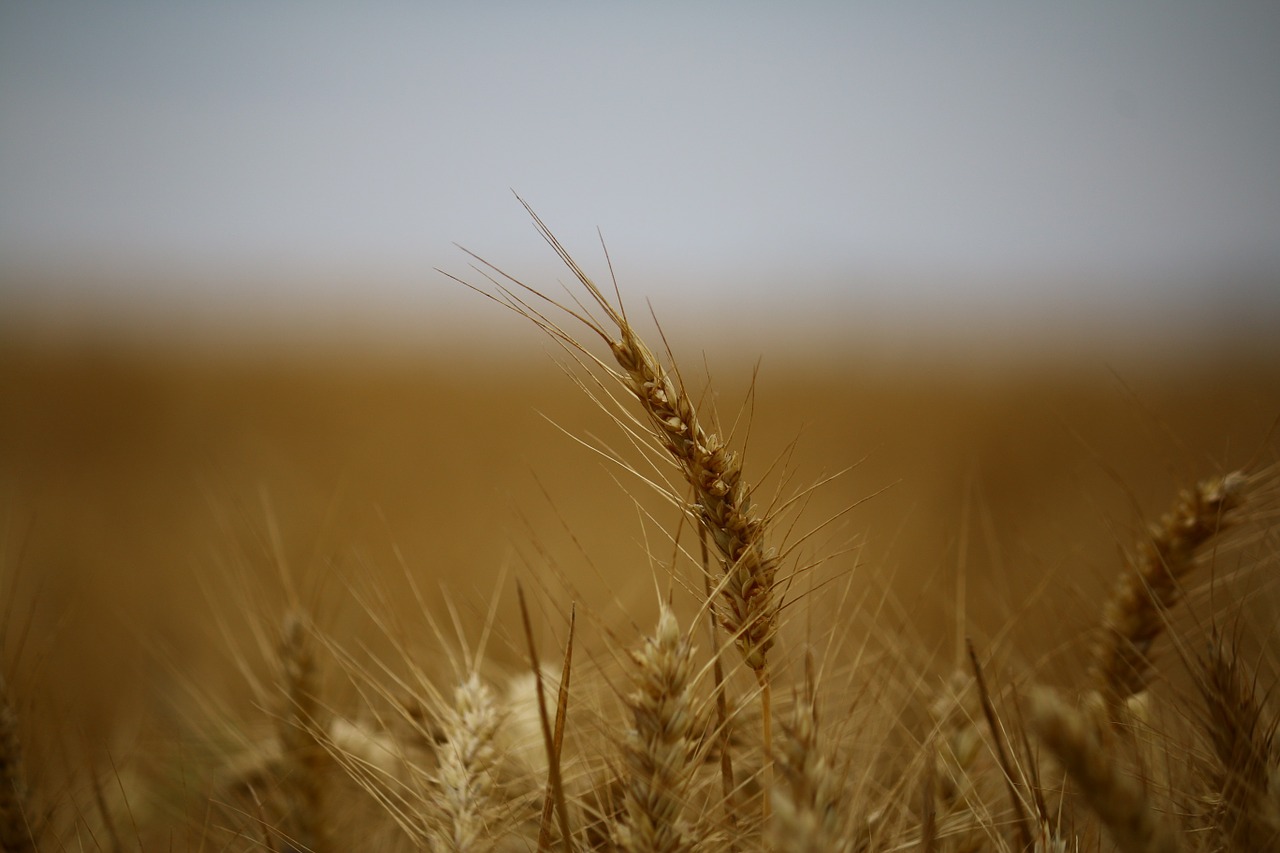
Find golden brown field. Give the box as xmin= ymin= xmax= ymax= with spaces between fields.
xmin=1 ymin=263 xmax=1278 ymax=850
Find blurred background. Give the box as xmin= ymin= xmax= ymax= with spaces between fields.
xmin=1 ymin=2 xmax=1278 ymax=749
xmin=3 ymin=2 xmax=1279 ymax=350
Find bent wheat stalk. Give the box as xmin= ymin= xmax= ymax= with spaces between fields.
xmin=451 ymin=200 xmax=786 ymax=818
xmin=456 ymin=203 xmax=781 ymax=675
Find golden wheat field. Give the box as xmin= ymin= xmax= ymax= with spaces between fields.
xmin=2 ymin=247 xmax=1279 ymax=850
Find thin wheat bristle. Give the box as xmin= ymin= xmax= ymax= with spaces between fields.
xmin=618 ymin=605 xmax=701 ymax=853
xmin=1029 ymin=686 xmax=1179 ymax=853
xmin=1091 ymin=471 xmax=1249 ymax=720
xmin=929 ymin=671 xmax=982 ymax=812
xmin=515 ymin=582 xmax=575 ymax=852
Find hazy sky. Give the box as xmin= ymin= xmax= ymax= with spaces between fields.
xmin=2 ymin=2 xmax=1278 ymax=328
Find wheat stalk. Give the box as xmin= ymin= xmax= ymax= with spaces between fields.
xmin=450 ymin=201 xmax=789 ymax=820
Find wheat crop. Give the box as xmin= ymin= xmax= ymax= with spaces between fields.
xmin=1 ymin=207 xmax=1277 ymax=851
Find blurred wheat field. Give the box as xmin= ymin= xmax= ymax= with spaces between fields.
xmin=1 ymin=301 xmax=1278 ymax=848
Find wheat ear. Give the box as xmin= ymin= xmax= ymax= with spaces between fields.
xmin=1029 ymin=687 xmax=1179 ymax=853
xmin=1195 ymin=632 xmax=1280 ymax=850
xmin=431 ymin=674 xmax=504 ymax=852
xmin=770 ymin=653 xmax=847 ymax=853
xmin=618 ymin=605 xmax=701 ymax=853
xmin=1091 ymin=471 xmax=1248 ymax=721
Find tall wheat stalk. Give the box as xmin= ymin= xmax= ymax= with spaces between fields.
xmin=449 ymin=200 xmax=786 ymax=819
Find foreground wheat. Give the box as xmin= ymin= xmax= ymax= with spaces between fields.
xmin=453 ymin=203 xmax=782 ymax=678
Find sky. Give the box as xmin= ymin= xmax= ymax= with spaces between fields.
xmin=1 ymin=2 xmax=1279 ymax=341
